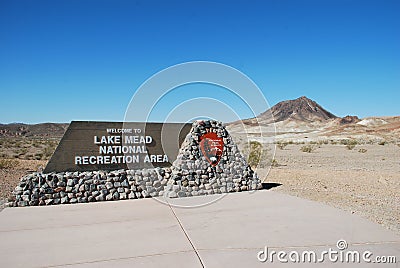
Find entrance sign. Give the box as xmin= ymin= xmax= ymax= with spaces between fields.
xmin=44 ymin=121 xmax=191 ymax=173
xmin=199 ymin=132 xmax=224 ymax=166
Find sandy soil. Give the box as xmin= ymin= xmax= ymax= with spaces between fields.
xmin=0 ymin=159 xmax=46 ymax=209
xmin=257 ymin=143 xmax=400 ymax=234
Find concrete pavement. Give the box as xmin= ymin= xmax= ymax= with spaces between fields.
xmin=0 ymin=191 xmax=398 ymax=267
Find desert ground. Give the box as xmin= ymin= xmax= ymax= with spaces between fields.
xmin=0 ymin=159 xmax=46 ymax=209
xmin=254 ymin=143 xmax=400 ymax=235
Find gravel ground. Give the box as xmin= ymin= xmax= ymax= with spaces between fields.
xmin=0 ymin=159 xmax=46 ymax=210
xmin=257 ymin=143 xmax=400 ymax=234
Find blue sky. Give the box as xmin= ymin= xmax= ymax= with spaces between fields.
xmin=0 ymin=0 xmax=399 ymax=123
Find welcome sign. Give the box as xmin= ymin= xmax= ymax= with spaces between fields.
xmin=44 ymin=121 xmax=192 ymax=173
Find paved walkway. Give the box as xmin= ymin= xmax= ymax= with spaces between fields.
xmin=0 ymin=191 xmax=398 ymax=267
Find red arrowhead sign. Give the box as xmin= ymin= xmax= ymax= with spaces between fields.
xmin=199 ymin=132 xmax=224 ymax=166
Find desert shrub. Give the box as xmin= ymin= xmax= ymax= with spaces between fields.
xmin=340 ymin=139 xmax=349 ymax=145
xmin=247 ymin=141 xmax=262 ymax=167
xmin=0 ymin=159 xmax=18 ymax=169
xmin=32 ymin=141 xmax=41 ymax=148
xmin=346 ymin=144 xmax=356 ymax=150
xmin=317 ymin=140 xmax=328 ymax=145
xmin=271 ymin=158 xmax=279 ymax=167
xmin=18 ymin=148 xmax=28 ymax=156
xmin=358 ymin=148 xmax=367 ymax=153
xmin=43 ymin=146 xmax=54 ymax=159
xmin=277 ymin=141 xmax=288 ymax=150
xmin=345 ymin=139 xmax=358 ymax=150
xmin=300 ymin=144 xmax=317 ymax=153
xmin=24 ymin=154 xmax=34 ymax=160
xmin=245 ymin=141 xmax=271 ymax=168
xmin=34 ymin=153 xmax=43 ymax=160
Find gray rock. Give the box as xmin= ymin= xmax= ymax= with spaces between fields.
xmin=172 ymin=185 xmax=180 ymax=192
xmin=67 ymin=179 xmax=74 ymax=186
xmin=177 ymin=191 xmax=187 ymax=198
xmin=77 ymin=197 xmax=87 ymax=203
xmin=18 ymin=201 xmax=28 ymax=207
xmin=105 ymin=182 xmax=114 ymax=189
xmin=79 ymin=184 xmax=85 ymax=192
xmin=61 ymin=197 xmax=69 ymax=204
xmin=29 ymin=200 xmax=39 ymax=206
xmin=141 ymin=190 xmax=149 ymax=198
xmin=112 ymin=191 xmax=119 ymax=200
xmin=168 ymin=191 xmax=178 ymax=198
xmin=96 ymin=194 xmax=105 ymax=201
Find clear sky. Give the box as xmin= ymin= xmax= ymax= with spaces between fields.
xmin=0 ymin=0 xmax=399 ymax=124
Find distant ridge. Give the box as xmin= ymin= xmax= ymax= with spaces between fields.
xmin=0 ymin=123 xmax=68 ymax=138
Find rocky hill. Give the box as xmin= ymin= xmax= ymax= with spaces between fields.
xmin=257 ymin=96 xmax=337 ymax=123
xmin=0 ymin=123 xmax=68 ymax=138
xmin=227 ymin=96 xmax=400 ymax=143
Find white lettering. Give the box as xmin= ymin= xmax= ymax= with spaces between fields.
xmin=75 ymin=156 xmax=82 ymax=165
xmin=94 ymin=135 xmax=121 ymax=144
xmin=144 ymin=154 xmax=169 ymax=163
xmin=124 ymin=136 xmax=153 ymax=144
xmin=98 ymin=145 xmax=148 ymax=154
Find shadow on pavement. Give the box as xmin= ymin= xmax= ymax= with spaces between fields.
xmin=261 ymin=182 xmax=282 ymax=190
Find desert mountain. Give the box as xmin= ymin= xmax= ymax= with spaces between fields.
xmin=256 ymin=96 xmax=337 ymax=124
xmin=227 ymin=96 xmax=399 ymax=143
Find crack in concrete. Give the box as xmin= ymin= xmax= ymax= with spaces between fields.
xmin=167 ymin=201 xmax=205 ymax=268
xmin=44 ymin=250 xmax=196 ymax=267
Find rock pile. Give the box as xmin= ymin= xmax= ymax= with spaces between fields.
xmin=8 ymin=120 xmax=262 ymax=207
xmin=170 ymin=120 xmax=262 ymax=196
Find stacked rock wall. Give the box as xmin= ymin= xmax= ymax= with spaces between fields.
xmin=169 ymin=120 xmax=261 ymax=196
xmin=8 ymin=120 xmax=262 ymax=207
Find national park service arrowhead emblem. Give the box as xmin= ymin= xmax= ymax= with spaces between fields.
xmin=199 ymin=132 xmax=224 ymax=166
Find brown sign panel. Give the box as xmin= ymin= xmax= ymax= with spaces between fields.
xmin=44 ymin=121 xmax=192 ymax=173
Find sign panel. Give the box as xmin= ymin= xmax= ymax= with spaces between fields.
xmin=199 ymin=132 xmax=224 ymax=166
xmin=44 ymin=121 xmax=192 ymax=173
